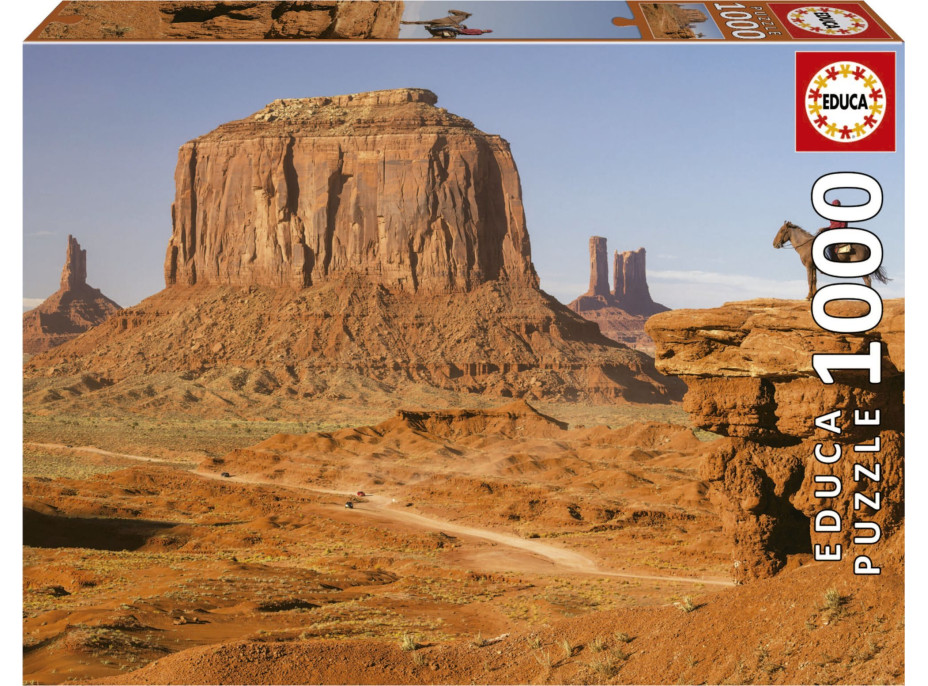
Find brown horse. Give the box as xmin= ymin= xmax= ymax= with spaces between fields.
xmin=773 ymin=221 xmax=890 ymax=300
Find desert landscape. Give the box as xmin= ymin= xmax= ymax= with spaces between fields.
xmin=31 ymin=1 xmax=406 ymax=41
xmin=23 ymin=88 xmax=903 ymax=684
xmin=639 ymin=3 xmax=711 ymax=39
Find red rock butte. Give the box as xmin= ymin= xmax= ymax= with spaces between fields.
xmin=568 ymin=236 xmax=668 ymax=353
xmin=25 ymin=90 xmax=686 ymax=409
xmin=22 ymin=236 xmax=122 ymax=355
xmin=164 ymin=88 xmax=537 ymax=294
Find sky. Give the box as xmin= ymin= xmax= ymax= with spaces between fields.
xmin=23 ymin=42 xmax=905 ymax=311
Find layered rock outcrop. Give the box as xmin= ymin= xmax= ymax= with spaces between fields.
xmin=159 ymin=1 xmax=404 ymax=40
xmin=164 ymin=89 xmax=537 ymax=294
xmin=568 ymin=238 xmax=668 ymax=353
xmin=35 ymin=1 xmax=404 ymax=41
xmin=641 ymin=3 xmax=709 ymax=39
xmin=25 ymin=90 xmax=685 ymax=413
xmin=587 ymin=237 xmax=610 ymax=297
xmin=23 ymin=236 xmax=122 ymax=354
xmin=647 ymin=299 xmax=904 ymax=582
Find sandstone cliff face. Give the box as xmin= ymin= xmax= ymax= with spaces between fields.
xmin=35 ymin=1 xmax=404 ymax=40
xmin=23 ymin=236 xmax=122 ymax=355
xmin=612 ymin=248 xmax=657 ymax=314
xmin=25 ymin=90 xmax=685 ymax=412
xmin=159 ymin=1 xmax=404 ymax=39
xmin=568 ymin=237 xmax=667 ymax=353
xmin=647 ymin=299 xmax=904 ymax=582
xmin=587 ymin=237 xmax=609 ymax=297
xmin=164 ymin=89 xmax=537 ymax=294
xmin=59 ymin=234 xmax=87 ymax=291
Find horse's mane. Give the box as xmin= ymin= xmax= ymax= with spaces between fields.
xmin=786 ymin=221 xmax=814 ymax=241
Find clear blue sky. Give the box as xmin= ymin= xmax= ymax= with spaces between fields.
xmin=24 ymin=43 xmax=904 ymax=310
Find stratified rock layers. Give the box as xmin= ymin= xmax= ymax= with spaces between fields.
xmin=36 ymin=1 xmax=404 ymax=41
xmin=160 ymin=1 xmax=404 ymax=39
xmin=647 ymin=299 xmax=904 ymax=582
xmin=588 ymin=237 xmax=609 ymax=297
xmin=25 ymin=90 xmax=685 ymax=410
xmin=164 ymin=89 xmax=536 ymax=294
xmin=23 ymin=236 xmax=122 ymax=354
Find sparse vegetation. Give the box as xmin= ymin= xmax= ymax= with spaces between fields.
xmin=590 ymin=635 xmax=607 ymax=653
xmin=678 ymin=596 xmax=697 ymax=613
xmin=589 ymin=655 xmax=620 ymax=679
xmin=400 ymin=633 xmax=419 ymax=652
xmin=532 ymin=648 xmax=552 ymax=671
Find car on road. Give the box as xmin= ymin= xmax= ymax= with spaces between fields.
xmin=221 ymin=472 xmax=231 ymax=478
xmin=356 ymin=491 xmax=366 ymax=497
xmin=345 ymin=502 xmax=354 ymax=509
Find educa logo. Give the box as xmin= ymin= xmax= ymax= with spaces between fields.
xmin=796 ymin=52 xmax=896 ymax=153
xmin=806 ymin=61 xmax=885 ymax=142
xmin=788 ymin=6 xmax=868 ymax=36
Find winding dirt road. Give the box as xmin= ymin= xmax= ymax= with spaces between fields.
xmin=196 ymin=471 xmax=734 ymax=588
xmin=26 ymin=442 xmax=733 ymax=588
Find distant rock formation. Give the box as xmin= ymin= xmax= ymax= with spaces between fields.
xmin=647 ymin=299 xmax=904 ymax=582
xmin=681 ymin=8 xmax=709 ymax=25
xmin=164 ymin=89 xmax=537 ymax=294
xmin=568 ymin=237 xmax=668 ymax=354
xmin=59 ymin=234 xmax=87 ymax=291
xmin=25 ymin=91 xmax=685 ymax=412
xmin=34 ymin=1 xmax=404 ymax=41
xmin=641 ymin=3 xmax=708 ymax=39
xmin=23 ymin=236 xmax=122 ymax=354
xmin=588 ymin=236 xmax=610 ymax=297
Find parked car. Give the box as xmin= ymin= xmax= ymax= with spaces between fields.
xmin=356 ymin=491 xmax=366 ymax=497
xmin=345 ymin=501 xmax=354 ymax=509
xmin=221 ymin=472 xmax=231 ymax=478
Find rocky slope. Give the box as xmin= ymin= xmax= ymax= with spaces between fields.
xmin=23 ymin=236 xmax=121 ymax=355
xmin=568 ymin=237 xmax=668 ymax=354
xmin=25 ymin=90 xmax=684 ymax=413
xmin=34 ymin=1 xmax=404 ymax=40
xmin=647 ymin=298 xmax=904 ymax=582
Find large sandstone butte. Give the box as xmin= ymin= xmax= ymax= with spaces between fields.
xmin=641 ymin=3 xmax=709 ymax=39
xmin=568 ymin=237 xmax=668 ymax=354
xmin=33 ymin=1 xmax=404 ymax=41
xmin=647 ymin=299 xmax=904 ymax=583
xmin=23 ymin=236 xmax=122 ymax=355
xmin=164 ymin=89 xmax=536 ymax=293
xmin=24 ymin=90 xmax=684 ymax=414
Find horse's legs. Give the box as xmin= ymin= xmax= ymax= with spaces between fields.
xmin=863 ymin=274 xmax=872 ymax=288
xmin=807 ymin=265 xmax=817 ymax=300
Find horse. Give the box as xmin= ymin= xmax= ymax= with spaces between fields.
xmin=773 ymin=221 xmax=890 ymax=300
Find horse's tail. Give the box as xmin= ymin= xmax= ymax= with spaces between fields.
xmin=872 ymin=265 xmax=891 ymax=284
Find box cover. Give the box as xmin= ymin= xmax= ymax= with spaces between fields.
xmin=21 ymin=2 xmax=905 ymax=684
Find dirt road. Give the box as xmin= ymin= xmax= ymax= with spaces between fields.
xmin=197 ymin=470 xmax=734 ymax=587
xmin=26 ymin=442 xmax=733 ymax=587
xmin=26 ymin=442 xmax=191 ymax=464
